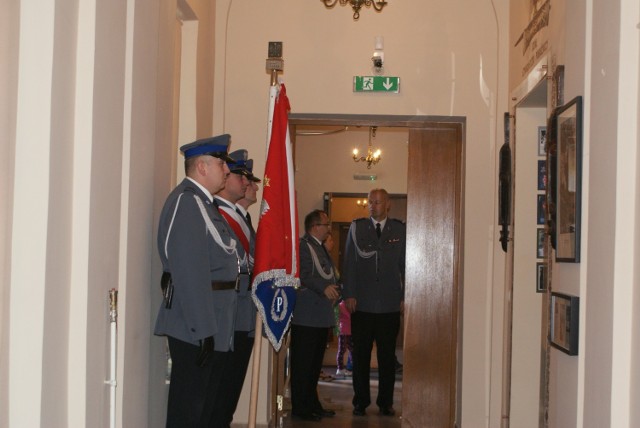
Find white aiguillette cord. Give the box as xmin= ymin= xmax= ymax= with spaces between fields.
xmin=350 ymin=222 xmax=378 ymax=271
xmin=305 ymin=241 xmax=335 ymax=281
xmin=193 ymin=194 xmax=247 ymax=268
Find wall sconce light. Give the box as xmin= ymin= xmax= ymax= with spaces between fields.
xmin=352 ymin=126 xmax=382 ymax=169
xmin=321 ymin=0 xmax=388 ymax=20
xmin=356 ymin=199 xmax=368 ymax=208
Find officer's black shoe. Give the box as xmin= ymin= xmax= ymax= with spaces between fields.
xmin=292 ymin=411 xmax=321 ymax=421
xmin=314 ymin=408 xmax=336 ymax=417
xmin=379 ymin=406 xmax=396 ymax=416
xmin=352 ymin=405 xmax=366 ymax=416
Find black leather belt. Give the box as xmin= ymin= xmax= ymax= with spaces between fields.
xmin=211 ymin=280 xmax=237 ymax=291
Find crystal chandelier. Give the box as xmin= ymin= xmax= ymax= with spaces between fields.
xmin=321 ymin=0 xmax=388 ymax=20
xmin=352 ymin=127 xmax=381 ymax=169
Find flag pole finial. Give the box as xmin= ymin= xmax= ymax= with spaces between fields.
xmin=266 ymin=41 xmax=284 ymax=86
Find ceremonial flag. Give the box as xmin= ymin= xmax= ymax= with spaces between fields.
xmin=251 ymin=84 xmax=299 ymax=351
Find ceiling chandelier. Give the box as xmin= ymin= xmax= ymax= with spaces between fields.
xmin=352 ymin=126 xmax=381 ymax=169
xmin=321 ymin=0 xmax=388 ymax=20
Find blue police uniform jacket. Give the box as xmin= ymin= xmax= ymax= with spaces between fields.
xmin=154 ymin=178 xmax=239 ymax=351
xmin=341 ymin=217 xmax=406 ymax=314
xmin=292 ymin=234 xmax=338 ymax=328
xmin=215 ymin=197 xmax=257 ymax=336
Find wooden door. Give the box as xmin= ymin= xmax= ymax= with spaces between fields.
xmin=402 ymin=124 xmax=463 ymax=427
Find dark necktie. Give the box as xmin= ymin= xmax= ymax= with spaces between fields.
xmin=245 ymin=212 xmax=253 ymax=228
xmin=376 ymin=222 xmax=382 ymax=238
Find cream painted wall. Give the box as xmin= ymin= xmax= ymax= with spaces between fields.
xmin=213 ymin=1 xmax=510 ymax=425
xmin=0 ymin=0 xmax=19 ymax=424
xmin=512 ymin=106 xmax=546 ymax=427
xmin=582 ymin=0 xmax=639 ymax=427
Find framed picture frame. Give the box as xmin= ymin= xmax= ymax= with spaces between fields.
xmin=551 ymin=65 xmax=565 ymax=112
xmin=537 ymin=194 xmax=546 ymax=225
xmin=554 ymin=96 xmax=583 ymax=262
xmin=537 ymin=160 xmax=547 ymax=191
xmin=550 ymin=292 xmax=579 ymax=355
xmin=538 ymin=126 xmax=547 ymax=156
xmin=536 ymin=228 xmax=545 ymax=259
xmin=546 ymin=113 xmax=557 ymax=250
xmin=535 ymin=262 xmax=547 ymax=293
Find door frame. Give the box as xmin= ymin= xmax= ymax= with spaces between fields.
xmin=270 ymin=114 xmax=465 ymax=427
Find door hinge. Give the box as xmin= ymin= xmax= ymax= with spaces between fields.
xmin=277 ymin=394 xmax=283 ymax=411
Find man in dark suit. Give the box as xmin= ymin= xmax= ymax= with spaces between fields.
xmin=342 ymin=188 xmax=406 ymax=417
xmin=290 ymin=209 xmax=341 ymax=421
xmin=211 ymin=149 xmax=257 ymax=428
xmin=154 ymin=135 xmax=243 ymax=427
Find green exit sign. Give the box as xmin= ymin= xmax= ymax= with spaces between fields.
xmin=353 ymin=76 xmax=400 ymax=93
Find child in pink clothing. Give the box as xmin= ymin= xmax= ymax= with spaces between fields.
xmin=335 ymin=300 xmax=353 ymax=378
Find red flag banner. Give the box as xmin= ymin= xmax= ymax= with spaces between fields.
xmin=251 ymin=84 xmax=299 ymax=351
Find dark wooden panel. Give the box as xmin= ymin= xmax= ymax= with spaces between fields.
xmin=402 ymin=125 xmax=463 ymax=428
xmin=289 ymin=113 xmax=466 ymax=129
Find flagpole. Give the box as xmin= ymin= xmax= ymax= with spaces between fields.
xmin=248 ymin=44 xmax=284 ymax=428
xmin=247 ymin=307 xmax=264 ymax=428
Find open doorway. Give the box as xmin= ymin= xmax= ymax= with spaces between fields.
xmin=509 ymin=77 xmax=550 ymax=427
xmin=268 ymin=114 xmax=465 ymax=427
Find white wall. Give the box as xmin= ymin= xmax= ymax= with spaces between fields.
xmin=582 ymin=0 xmax=639 ymax=427
xmin=512 ymin=106 xmax=546 ymax=427
xmin=0 ymin=0 xmax=19 ymax=422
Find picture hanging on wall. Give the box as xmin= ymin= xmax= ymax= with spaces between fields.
xmin=538 ymin=126 xmax=547 ymax=156
xmin=536 ymin=262 xmax=547 ymax=293
xmin=538 ymin=160 xmax=547 ymax=190
xmin=551 ymin=65 xmax=565 ymax=111
xmin=554 ymin=96 xmax=583 ymax=262
xmin=537 ymin=194 xmax=546 ymax=225
xmin=536 ymin=228 xmax=545 ymax=259
xmin=550 ymin=292 xmax=579 ymax=355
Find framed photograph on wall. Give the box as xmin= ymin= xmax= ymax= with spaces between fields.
xmin=538 ymin=126 xmax=547 ymax=156
xmin=551 ymin=65 xmax=565 ymax=111
xmin=554 ymin=96 xmax=583 ymax=262
xmin=538 ymin=160 xmax=547 ymax=190
xmin=550 ymin=292 xmax=579 ymax=355
xmin=536 ymin=228 xmax=545 ymax=259
xmin=537 ymin=194 xmax=546 ymax=225
xmin=536 ymin=262 xmax=547 ymax=293
xmin=546 ymin=113 xmax=557 ymax=250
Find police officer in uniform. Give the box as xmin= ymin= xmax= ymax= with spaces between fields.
xmin=290 ymin=209 xmax=340 ymax=421
xmin=235 ymin=159 xmax=261 ymax=229
xmin=155 ymin=135 xmax=242 ymax=427
xmin=211 ymin=150 xmax=257 ymax=427
xmin=342 ymin=188 xmax=406 ymax=417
